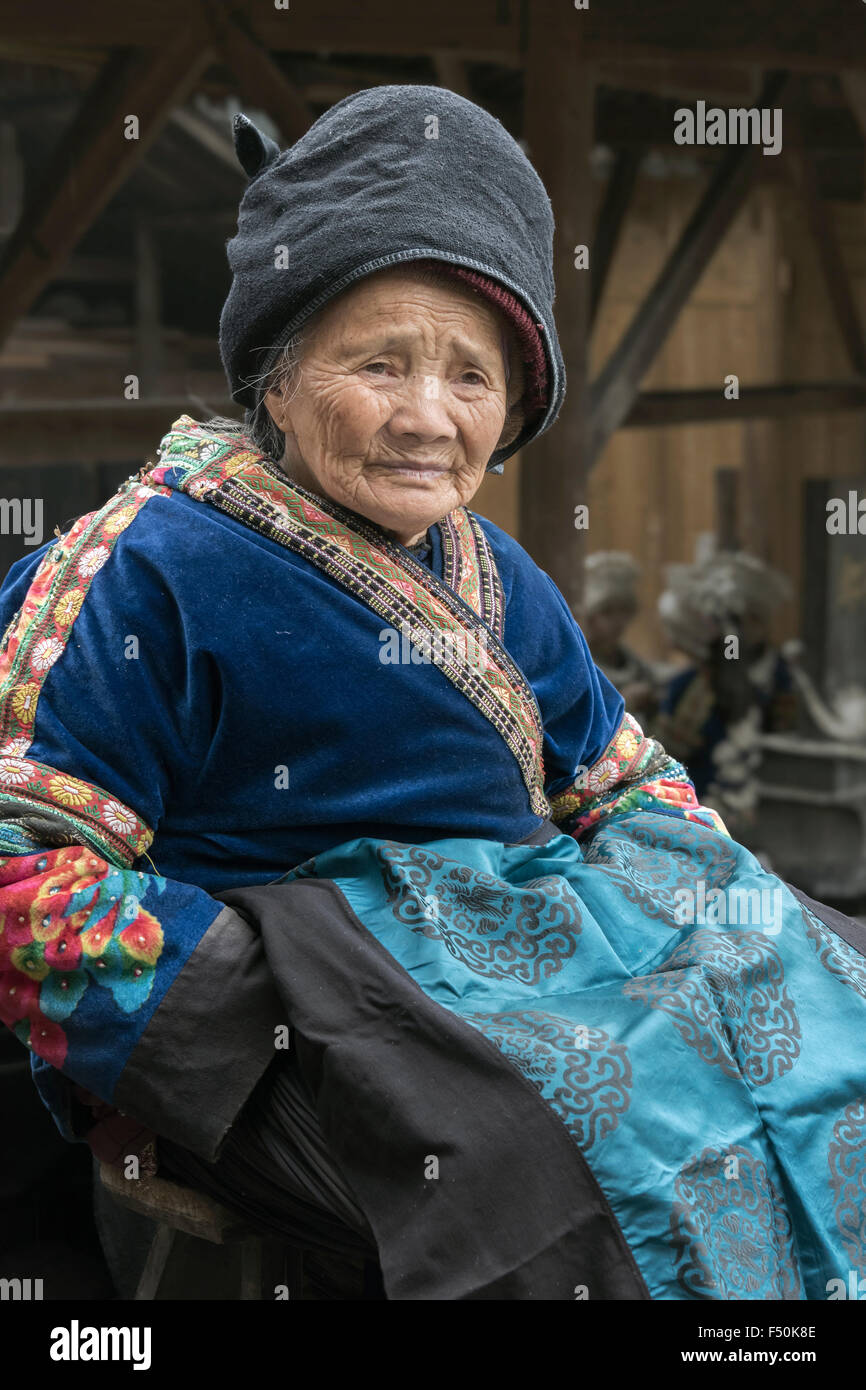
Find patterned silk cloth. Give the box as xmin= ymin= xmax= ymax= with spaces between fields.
xmin=0 ymin=417 xmax=863 ymax=1299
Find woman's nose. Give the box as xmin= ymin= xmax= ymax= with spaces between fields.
xmin=388 ymin=375 xmax=457 ymax=441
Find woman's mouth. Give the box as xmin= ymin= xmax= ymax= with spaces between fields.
xmin=372 ymin=460 xmax=451 ymax=480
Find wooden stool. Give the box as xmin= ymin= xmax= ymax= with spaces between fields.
xmin=98 ymin=1160 xmax=304 ymax=1300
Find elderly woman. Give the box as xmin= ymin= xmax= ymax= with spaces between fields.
xmin=0 ymin=87 xmax=864 ymax=1303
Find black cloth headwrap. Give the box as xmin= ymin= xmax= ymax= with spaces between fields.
xmin=218 ymin=86 xmax=566 ymax=469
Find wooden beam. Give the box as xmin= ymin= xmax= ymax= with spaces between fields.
xmin=0 ymin=31 xmax=212 ymax=350
xmin=0 ymin=325 xmax=137 ymax=364
xmin=589 ymin=70 xmax=790 ymax=465
xmin=594 ymin=58 xmax=756 ymax=102
xmin=590 ymin=148 xmax=641 ymax=329
xmin=583 ymin=36 xmax=866 ymax=77
xmin=8 ymin=80 xmax=863 ymax=153
xmin=519 ymin=0 xmax=594 ymax=613
xmin=0 ymin=40 xmax=105 ymax=71
xmin=169 ymin=107 xmax=244 ymax=174
xmin=785 ymin=82 xmax=866 ymax=377
xmin=624 ymin=382 xmax=866 ymax=428
xmin=0 ymin=1 xmax=521 ymax=59
xmin=2 ymin=1 xmax=865 ymax=71
xmin=55 ymin=255 xmax=135 ymax=283
xmin=205 ymin=5 xmax=313 ymax=146
xmin=594 ymin=88 xmax=863 ymax=152
xmin=10 ymin=80 xmax=862 ymax=152
xmin=0 ymin=394 xmax=236 ymax=466
xmin=578 ymin=4 xmax=866 ymax=75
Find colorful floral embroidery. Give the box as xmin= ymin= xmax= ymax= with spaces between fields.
xmin=0 ymin=480 xmax=169 ymax=865
xmin=551 ymin=713 xmax=729 ymax=839
xmin=145 ymin=417 xmax=550 ymax=818
xmin=0 ymin=846 xmax=165 ymax=1068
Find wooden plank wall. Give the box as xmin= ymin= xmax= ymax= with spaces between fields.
xmin=475 ymin=170 xmax=866 ymax=663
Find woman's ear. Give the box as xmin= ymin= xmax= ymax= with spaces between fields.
xmin=264 ymin=387 xmax=289 ymax=432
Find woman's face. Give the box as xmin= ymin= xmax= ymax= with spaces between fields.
xmin=264 ymin=268 xmax=521 ymax=546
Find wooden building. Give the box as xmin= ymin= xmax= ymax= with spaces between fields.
xmin=1 ymin=0 xmax=865 ymax=663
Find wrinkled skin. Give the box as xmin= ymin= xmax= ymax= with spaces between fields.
xmin=264 ymin=268 xmax=523 ymax=547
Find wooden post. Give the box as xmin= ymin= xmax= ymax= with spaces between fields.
xmin=589 ymin=70 xmax=790 ymax=465
xmin=0 ymin=121 xmax=23 ymax=238
xmin=520 ymin=0 xmax=594 ymax=612
xmin=590 ymin=147 xmax=641 ymax=329
xmin=801 ymin=477 xmax=831 ymax=686
xmin=715 ymin=467 xmax=740 ymax=551
xmin=135 ymin=221 xmax=162 ymax=394
xmin=841 ymin=71 xmax=866 ymax=143
xmin=786 ymin=79 xmax=866 ymax=378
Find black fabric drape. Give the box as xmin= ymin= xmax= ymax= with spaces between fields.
xmin=157 ymin=1047 xmax=377 ymax=1260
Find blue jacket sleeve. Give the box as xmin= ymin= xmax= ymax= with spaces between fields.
xmin=0 ymin=498 xmax=220 ymax=856
xmin=0 ymin=495 xmax=283 ymax=1160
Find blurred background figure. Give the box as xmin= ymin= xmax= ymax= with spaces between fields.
xmin=654 ymin=549 xmax=795 ymax=836
xmin=581 ymin=551 xmax=660 ymax=729
xmin=780 ymin=638 xmax=866 ymax=742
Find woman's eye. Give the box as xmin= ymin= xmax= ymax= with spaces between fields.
xmin=459 ymin=371 xmax=486 ymax=386
xmin=362 ymin=361 xmax=390 ymax=375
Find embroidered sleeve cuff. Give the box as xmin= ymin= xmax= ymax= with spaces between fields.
xmin=0 ymin=761 xmax=152 ymax=867
xmin=549 ymin=713 xmax=730 ymax=840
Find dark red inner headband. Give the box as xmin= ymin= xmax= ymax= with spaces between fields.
xmin=417 ymin=260 xmax=549 ymax=422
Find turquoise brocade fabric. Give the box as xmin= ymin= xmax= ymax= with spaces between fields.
xmin=283 ymin=811 xmax=866 ymax=1301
